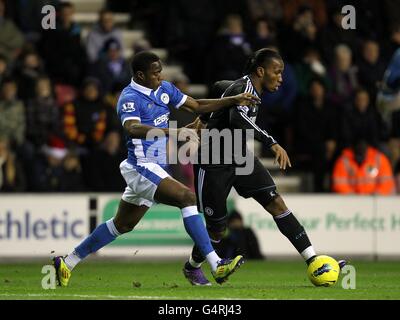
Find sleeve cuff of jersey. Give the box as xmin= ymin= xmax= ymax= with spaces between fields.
xmin=122 ymin=116 xmax=141 ymax=125
xmin=175 ymin=95 xmax=188 ymax=109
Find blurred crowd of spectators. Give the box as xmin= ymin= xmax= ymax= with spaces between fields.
xmin=0 ymin=0 xmax=400 ymax=194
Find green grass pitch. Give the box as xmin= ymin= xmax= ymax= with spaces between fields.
xmin=1 ymin=260 xmax=400 ymax=300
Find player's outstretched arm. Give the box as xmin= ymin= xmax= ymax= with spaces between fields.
xmin=124 ymin=119 xmax=199 ymax=143
xmin=180 ymin=93 xmax=260 ymax=114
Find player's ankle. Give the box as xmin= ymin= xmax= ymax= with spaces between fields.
xmin=306 ymin=255 xmax=317 ymax=265
xmin=185 ymin=261 xmax=199 ymax=270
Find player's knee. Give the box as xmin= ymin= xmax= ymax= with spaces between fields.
xmin=267 ymin=195 xmax=288 ymax=216
xmin=177 ymin=187 xmax=197 ymax=208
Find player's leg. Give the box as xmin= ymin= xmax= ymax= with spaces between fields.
xmin=53 ymin=159 xmax=154 ymax=286
xmin=183 ymin=165 xmax=235 ymax=285
xmin=155 ymin=175 xmax=243 ymax=284
xmin=235 ymin=157 xmax=317 ymax=264
xmin=54 ymin=199 xmax=149 ymax=286
xmin=254 ymin=192 xmax=318 ymax=263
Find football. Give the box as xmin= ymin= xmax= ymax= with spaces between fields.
xmin=307 ymin=255 xmax=340 ymax=287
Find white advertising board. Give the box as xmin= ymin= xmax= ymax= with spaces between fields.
xmin=0 ymin=195 xmax=89 ymax=256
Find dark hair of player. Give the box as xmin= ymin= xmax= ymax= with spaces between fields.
xmin=130 ymin=51 xmax=160 ymax=75
xmin=243 ymin=48 xmax=282 ymax=75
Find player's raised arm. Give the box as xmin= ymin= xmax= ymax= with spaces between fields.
xmin=180 ymin=93 xmax=261 ymax=114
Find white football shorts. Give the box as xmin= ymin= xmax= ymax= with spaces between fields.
xmin=119 ymin=160 xmax=170 ymax=207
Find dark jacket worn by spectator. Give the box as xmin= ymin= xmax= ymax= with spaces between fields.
xmin=63 ymin=78 xmax=107 ymax=151
xmin=40 ymin=3 xmax=86 ymax=86
xmin=84 ymin=131 xmax=125 ymax=192
xmin=0 ymin=136 xmax=26 ymax=192
xmin=89 ymin=39 xmax=131 ymax=93
xmin=26 ymin=77 xmax=61 ymax=148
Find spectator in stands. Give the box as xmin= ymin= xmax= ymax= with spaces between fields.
xmin=84 ymin=131 xmax=125 ymax=192
xmin=4 ymin=0 xmax=58 ymax=44
xmin=0 ymin=0 xmax=24 ymax=64
xmin=89 ymin=38 xmax=130 ymax=93
xmin=0 ymin=77 xmax=25 ymax=147
xmin=341 ymin=88 xmax=386 ymax=149
xmin=377 ymin=47 xmax=400 ymax=171
xmin=207 ymin=14 xmax=252 ymax=83
xmin=246 ymin=0 xmax=283 ymax=25
xmin=328 ymin=44 xmax=358 ymax=109
xmin=294 ymin=47 xmax=329 ymax=98
xmin=0 ymin=135 xmax=26 ymax=192
xmin=280 ymin=5 xmax=320 ymax=63
xmin=383 ymin=24 xmax=400 ymax=60
xmin=63 ymin=77 xmax=108 ymax=152
xmin=86 ymin=8 xmax=123 ymax=64
xmin=293 ymin=78 xmax=337 ymax=192
xmin=103 ymin=82 xmax=125 ymax=137
xmin=351 ymin=1 xmax=385 ymax=41
xmin=0 ymin=53 xmax=9 ymax=84
xmin=356 ymin=40 xmax=386 ymax=102
xmin=250 ymin=18 xmax=277 ymax=51
xmin=281 ymin=0 xmax=327 ymax=29
xmin=26 ymin=76 xmax=61 ymax=149
xmin=332 ymin=139 xmax=395 ymax=195
xmin=62 ymin=149 xmax=86 ymax=192
xmin=320 ymin=7 xmax=358 ymax=65
xmin=166 ymin=0 xmax=219 ymax=83
xmin=15 ymin=48 xmax=46 ymax=101
xmin=32 ymin=137 xmax=86 ymax=192
xmin=219 ymin=210 xmax=263 ymax=260
xmin=40 ymin=1 xmax=86 ymax=86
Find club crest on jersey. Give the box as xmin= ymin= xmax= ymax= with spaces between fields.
xmin=161 ymin=93 xmax=170 ymax=104
xmin=204 ymin=207 xmax=214 ymax=216
xmin=154 ymin=113 xmax=169 ymax=126
xmin=122 ymin=102 xmax=135 ymax=112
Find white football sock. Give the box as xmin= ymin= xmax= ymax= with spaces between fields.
xmin=205 ymin=251 xmax=221 ymax=272
xmin=301 ymin=246 xmax=317 ymax=261
xmin=64 ymin=251 xmax=82 ymax=271
xmin=189 ymin=255 xmax=203 ymax=268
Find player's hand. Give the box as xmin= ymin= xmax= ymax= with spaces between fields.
xmin=185 ymin=117 xmax=206 ymax=135
xmin=270 ymin=144 xmax=292 ymax=170
xmin=178 ymin=127 xmax=200 ymax=144
xmin=233 ymin=93 xmax=261 ymax=107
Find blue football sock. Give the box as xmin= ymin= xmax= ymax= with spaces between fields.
xmin=74 ymin=219 xmax=119 ymax=259
xmin=181 ymin=206 xmax=214 ymax=257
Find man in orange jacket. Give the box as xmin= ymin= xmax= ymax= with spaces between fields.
xmin=332 ymin=140 xmax=395 ymax=195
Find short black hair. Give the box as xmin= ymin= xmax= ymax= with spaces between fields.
xmin=130 ymin=51 xmax=160 ymax=75
xmin=243 ymin=48 xmax=282 ymax=74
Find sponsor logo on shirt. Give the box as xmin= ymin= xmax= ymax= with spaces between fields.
xmin=122 ymin=102 xmax=135 ymax=112
xmin=154 ymin=113 xmax=169 ymax=126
